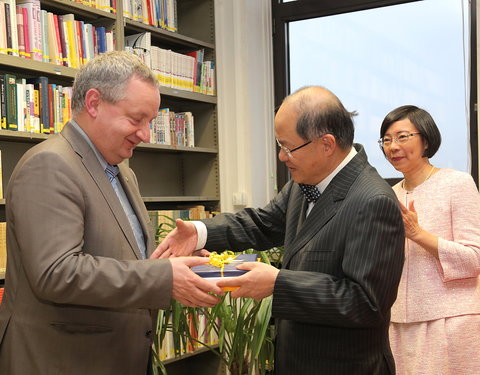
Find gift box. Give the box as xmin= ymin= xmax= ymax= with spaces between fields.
xmin=192 ymin=253 xmax=258 ymax=291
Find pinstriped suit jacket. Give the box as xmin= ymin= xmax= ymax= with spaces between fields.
xmin=203 ymin=144 xmax=405 ymax=375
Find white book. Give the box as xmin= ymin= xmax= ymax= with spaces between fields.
xmin=16 ymin=79 xmax=26 ymax=132
xmin=105 ymin=31 xmax=114 ymax=52
xmin=40 ymin=9 xmax=49 ymax=62
xmin=122 ymin=0 xmax=132 ymax=19
xmin=124 ymin=31 xmax=151 ymax=67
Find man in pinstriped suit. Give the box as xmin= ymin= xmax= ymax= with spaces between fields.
xmin=153 ymin=86 xmax=405 ymax=374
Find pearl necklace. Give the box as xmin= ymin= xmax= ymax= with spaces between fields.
xmin=402 ymin=165 xmax=436 ymax=193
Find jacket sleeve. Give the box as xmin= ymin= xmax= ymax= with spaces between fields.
xmin=203 ymin=181 xmax=294 ymax=252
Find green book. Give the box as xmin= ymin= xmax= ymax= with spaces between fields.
xmin=5 ymin=73 xmax=17 ymax=130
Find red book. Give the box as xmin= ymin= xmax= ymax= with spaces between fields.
xmin=57 ymin=15 xmax=68 ymax=66
xmin=15 ymin=6 xmax=26 ymax=57
xmin=51 ymin=14 xmax=63 ymax=66
xmin=75 ymin=20 xmax=84 ymax=66
xmin=21 ymin=7 xmax=30 ymax=59
xmin=145 ymin=0 xmax=153 ymax=26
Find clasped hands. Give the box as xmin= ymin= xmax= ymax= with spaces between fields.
xmin=150 ymin=219 xmax=279 ymax=304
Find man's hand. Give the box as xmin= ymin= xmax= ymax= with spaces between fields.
xmin=150 ymin=219 xmax=198 ymax=259
xmin=216 ymin=262 xmax=280 ymax=300
xmin=170 ymin=256 xmax=224 ymax=307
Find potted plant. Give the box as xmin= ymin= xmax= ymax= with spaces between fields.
xmin=151 ymin=216 xmax=275 ymax=375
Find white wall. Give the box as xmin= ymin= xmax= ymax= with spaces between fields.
xmin=214 ymin=0 xmax=277 ymax=213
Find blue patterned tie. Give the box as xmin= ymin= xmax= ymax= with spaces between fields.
xmin=299 ymin=183 xmax=321 ymax=203
xmin=105 ymin=164 xmax=119 ymax=182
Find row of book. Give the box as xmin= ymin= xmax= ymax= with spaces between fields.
xmin=70 ymin=0 xmax=116 ymax=14
xmin=0 ymin=0 xmax=115 ymax=67
xmin=126 ymin=32 xmax=216 ymax=95
xmin=0 ymin=74 xmax=200 ymax=147
xmin=151 ymin=109 xmax=194 ymax=147
xmin=0 ymin=74 xmax=72 ymax=134
xmin=123 ymin=0 xmax=177 ymax=32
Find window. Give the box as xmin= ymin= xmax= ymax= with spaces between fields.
xmin=272 ymin=0 xmax=477 ymax=185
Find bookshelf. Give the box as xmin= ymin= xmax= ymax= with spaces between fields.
xmin=0 ymin=0 xmax=221 ymax=372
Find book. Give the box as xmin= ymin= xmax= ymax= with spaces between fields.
xmin=5 ymin=73 xmax=17 ymax=130
xmin=15 ymin=6 xmax=26 ymax=57
xmin=0 ymin=222 xmax=6 ymax=275
xmin=26 ymin=76 xmax=49 ymax=134
xmin=0 ymin=150 xmax=3 ymax=199
xmin=17 ymin=0 xmax=42 ymax=61
xmin=16 ymin=78 xmax=26 ymax=131
xmin=0 ymin=75 xmax=6 ymax=129
xmin=1 ymin=0 xmax=19 ymax=56
xmin=186 ymin=49 xmax=204 ymax=93
xmin=191 ymin=253 xmax=258 ymax=291
xmin=0 ymin=3 xmax=7 ymax=55
xmin=21 ymin=6 xmax=30 ymax=59
xmin=124 ymin=31 xmax=151 ymax=67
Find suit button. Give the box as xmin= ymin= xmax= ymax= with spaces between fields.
xmin=145 ymin=330 xmax=152 ymax=338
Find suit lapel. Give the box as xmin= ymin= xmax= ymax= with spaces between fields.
xmin=283 ymin=144 xmax=368 ymax=267
xmin=118 ymin=163 xmax=154 ymax=257
xmin=60 ymin=123 xmax=145 ymax=259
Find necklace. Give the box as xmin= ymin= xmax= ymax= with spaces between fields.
xmin=402 ymin=165 xmax=436 ymax=192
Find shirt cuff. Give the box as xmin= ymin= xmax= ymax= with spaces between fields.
xmin=192 ymin=221 xmax=207 ymax=250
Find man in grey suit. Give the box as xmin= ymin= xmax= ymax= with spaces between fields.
xmin=153 ymin=86 xmax=405 ymax=374
xmin=0 ymin=51 xmax=223 ymax=375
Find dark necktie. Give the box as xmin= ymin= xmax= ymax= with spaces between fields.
xmin=299 ymin=183 xmax=321 ymax=203
xmin=105 ymin=164 xmax=119 ymax=182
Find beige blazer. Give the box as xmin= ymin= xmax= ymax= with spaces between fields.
xmin=0 ymin=123 xmax=172 ymax=375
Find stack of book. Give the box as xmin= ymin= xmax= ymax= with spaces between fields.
xmin=122 ymin=0 xmax=177 ymax=32
xmin=0 ymin=0 xmax=115 ymax=67
xmin=150 ymin=109 xmax=194 ymax=147
xmin=0 ymin=74 xmax=72 ymax=134
xmin=125 ymin=32 xmax=216 ymax=95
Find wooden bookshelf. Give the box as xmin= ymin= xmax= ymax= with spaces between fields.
xmin=0 ymin=0 xmax=220 ymax=372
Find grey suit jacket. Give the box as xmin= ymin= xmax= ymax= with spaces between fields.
xmin=0 ymin=123 xmax=173 ymax=375
xmin=203 ymin=144 xmax=405 ymax=375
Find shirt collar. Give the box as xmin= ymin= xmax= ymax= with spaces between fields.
xmin=317 ymin=146 xmax=357 ymax=193
xmin=70 ymin=119 xmax=109 ymax=170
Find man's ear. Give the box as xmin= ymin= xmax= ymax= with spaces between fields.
xmin=84 ymin=88 xmax=101 ymax=118
xmin=321 ymin=134 xmax=336 ymax=156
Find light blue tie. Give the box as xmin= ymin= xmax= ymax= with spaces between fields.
xmin=105 ymin=165 xmax=146 ymax=259
xmin=105 ymin=164 xmax=119 ymax=182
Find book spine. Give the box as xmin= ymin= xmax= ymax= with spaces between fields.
xmin=21 ymin=7 xmax=30 ymax=59
xmin=5 ymin=74 xmax=17 ymax=130
xmin=15 ymin=6 xmax=26 ymax=57
xmin=0 ymin=75 xmax=6 ymax=130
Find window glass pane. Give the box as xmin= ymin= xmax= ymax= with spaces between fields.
xmin=289 ymin=0 xmax=470 ymax=178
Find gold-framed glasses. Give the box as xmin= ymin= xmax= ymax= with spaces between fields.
xmin=276 ymin=139 xmax=312 ymax=158
xmin=378 ymin=132 xmax=421 ymax=149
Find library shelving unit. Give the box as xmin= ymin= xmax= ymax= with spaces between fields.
xmin=0 ymin=0 xmax=222 ymax=373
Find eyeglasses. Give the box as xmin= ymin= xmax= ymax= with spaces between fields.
xmin=276 ymin=138 xmax=312 ymax=158
xmin=378 ymin=132 xmax=421 ymax=149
